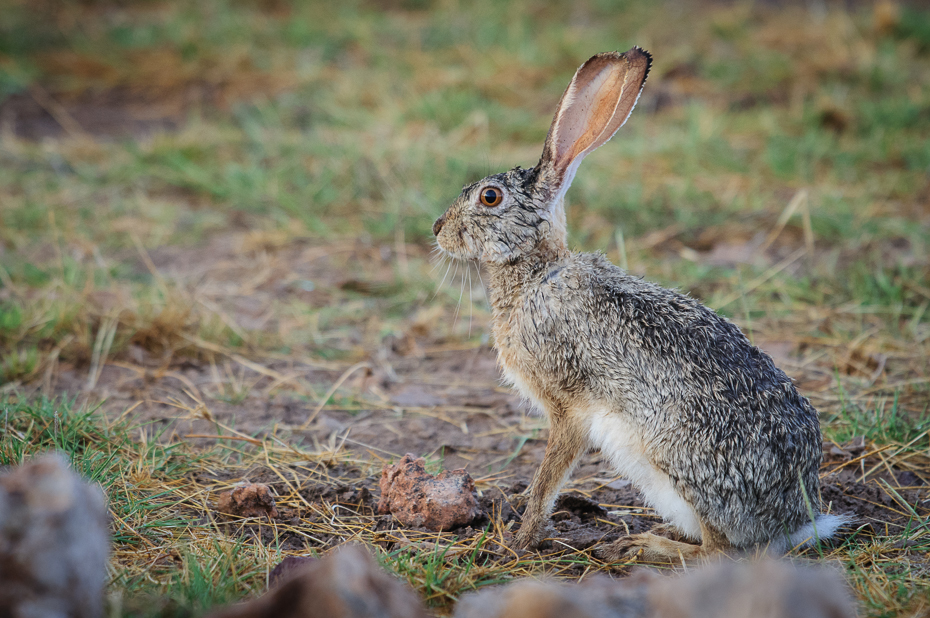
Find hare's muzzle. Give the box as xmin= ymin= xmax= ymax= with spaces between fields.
xmin=432 ymin=213 xmax=447 ymax=236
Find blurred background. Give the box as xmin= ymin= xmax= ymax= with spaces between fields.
xmin=3 ymin=0 xmax=929 ymax=403
xmin=1 ymin=0 xmax=928 ymax=418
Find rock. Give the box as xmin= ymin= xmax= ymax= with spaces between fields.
xmin=453 ymin=560 xmax=855 ymax=618
xmin=208 ymin=545 xmax=429 ymax=618
xmin=0 ymin=452 xmax=110 ymax=618
xmin=268 ymin=556 xmax=317 ymax=588
xmin=453 ymin=574 xmax=649 ymax=618
xmin=377 ymin=453 xmax=481 ymax=532
xmin=216 ymin=483 xmax=279 ymax=519
xmin=647 ymin=560 xmax=856 ymax=618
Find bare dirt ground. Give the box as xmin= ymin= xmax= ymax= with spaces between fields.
xmin=46 ymin=234 xmax=929 ymax=566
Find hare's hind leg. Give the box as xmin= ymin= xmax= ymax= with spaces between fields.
xmin=598 ymin=521 xmax=731 ymax=564
xmin=598 ymin=532 xmax=707 ymax=563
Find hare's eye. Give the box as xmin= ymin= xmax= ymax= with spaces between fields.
xmin=479 ymin=187 xmax=503 ymax=207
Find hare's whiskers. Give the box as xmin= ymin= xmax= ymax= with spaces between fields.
xmin=429 ymin=251 xmax=446 ymax=275
xmin=432 ymin=256 xmax=455 ymax=300
xmin=452 ymin=261 xmax=465 ymax=330
xmin=467 ymin=261 xmax=474 ymax=338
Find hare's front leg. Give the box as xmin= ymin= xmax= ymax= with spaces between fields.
xmin=513 ymin=416 xmax=587 ymax=550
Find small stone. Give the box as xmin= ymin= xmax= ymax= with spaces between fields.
xmin=216 ymin=483 xmax=279 ymax=519
xmin=0 ymin=452 xmax=110 ymax=618
xmin=269 ymin=556 xmax=317 ymax=588
xmin=377 ymin=453 xmax=481 ymax=532
xmin=829 ymin=445 xmax=851 ymax=459
xmin=844 ymin=436 xmax=867 ymax=455
xmin=208 ymin=545 xmax=428 ymax=618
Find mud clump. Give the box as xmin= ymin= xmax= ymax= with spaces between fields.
xmin=0 ymin=452 xmax=110 ymax=618
xmin=454 ymin=560 xmax=855 ymax=618
xmin=377 ymin=453 xmax=482 ymax=532
xmin=216 ymin=483 xmax=280 ymax=519
xmin=208 ymin=545 xmax=429 ymax=618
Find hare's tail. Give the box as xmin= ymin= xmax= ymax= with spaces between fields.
xmin=766 ymin=513 xmax=851 ymax=554
xmin=774 ymin=513 xmax=851 ymax=553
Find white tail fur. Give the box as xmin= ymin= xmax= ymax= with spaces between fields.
xmin=768 ymin=513 xmax=851 ymax=554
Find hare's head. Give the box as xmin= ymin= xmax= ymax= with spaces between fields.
xmin=434 ymin=48 xmax=651 ymax=264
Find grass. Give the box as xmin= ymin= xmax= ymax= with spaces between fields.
xmin=1 ymin=0 xmax=929 ymax=615
xmin=1 ymin=397 xmax=278 ymax=613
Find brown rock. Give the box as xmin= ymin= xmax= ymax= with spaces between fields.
xmin=453 ymin=560 xmax=855 ymax=618
xmin=208 ymin=545 xmax=429 ymax=618
xmin=0 ymin=452 xmax=110 ymax=618
xmin=268 ymin=555 xmax=317 ymax=588
xmin=377 ymin=453 xmax=481 ymax=532
xmin=453 ymin=574 xmax=649 ymax=618
xmin=216 ymin=483 xmax=279 ymax=519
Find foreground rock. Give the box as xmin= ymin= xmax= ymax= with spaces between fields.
xmin=268 ymin=555 xmax=317 ymax=588
xmin=647 ymin=560 xmax=856 ymax=618
xmin=455 ymin=576 xmax=647 ymax=618
xmin=454 ymin=559 xmax=856 ymax=618
xmin=377 ymin=453 xmax=481 ymax=531
xmin=0 ymin=453 xmax=110 ymax=618
xmin=209 ymin=545 xmax=429 ymax=618
xmin=215 ymin=482 xmax=279 ymax=519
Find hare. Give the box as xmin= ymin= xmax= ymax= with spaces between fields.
xmin=432 ymin=48 xmax=846 ymax=561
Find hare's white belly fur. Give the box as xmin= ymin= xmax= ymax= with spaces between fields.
xmin=588 ymin=407 xmax=702 ymax=541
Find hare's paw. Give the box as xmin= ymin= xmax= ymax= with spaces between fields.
xmin=511 ymin=524 xmax=544 ymax=551
xmin=647 ymin=523 xmax=688 ymax=542
xmin=597 ymin=532 xmax=706 ymax=564
xmin=596 ymin=533 xmax=651 ymax=562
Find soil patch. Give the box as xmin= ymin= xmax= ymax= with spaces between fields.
xmin=51 ymin=341 xmax=929 ymax=565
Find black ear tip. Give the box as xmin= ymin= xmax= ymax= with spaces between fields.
xmin=624 ymin=46 xmax=653 ymax=78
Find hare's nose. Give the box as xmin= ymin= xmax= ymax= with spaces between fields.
xmin=432 ymin=213 xmax=447 ymax=236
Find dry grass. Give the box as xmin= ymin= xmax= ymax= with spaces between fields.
xmin=1 ymin=0 xmax=929 ymax=615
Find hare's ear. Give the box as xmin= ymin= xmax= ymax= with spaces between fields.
xmin=538 ymin=47 xmax=651 ymax=201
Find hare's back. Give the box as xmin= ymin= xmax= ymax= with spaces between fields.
xmin=577 ymin=254 xmax=790 ymax=395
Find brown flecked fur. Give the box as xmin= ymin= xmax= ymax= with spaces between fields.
xmin=433 ymin=49 xmax=847 ymax=562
